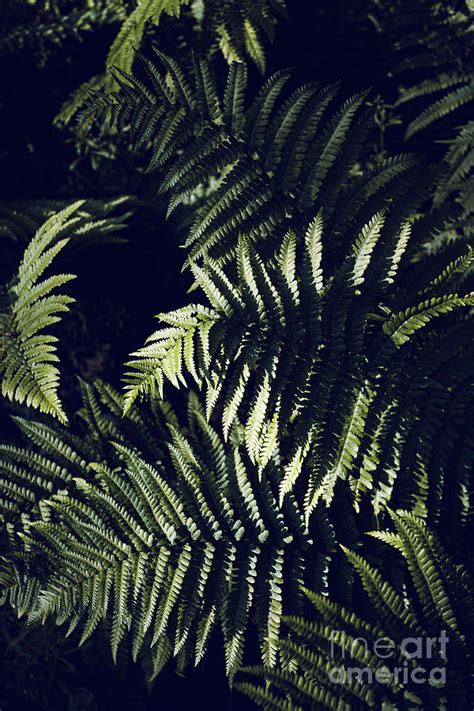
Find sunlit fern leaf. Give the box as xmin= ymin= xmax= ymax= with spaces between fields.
xmin=0 ymin=203 xmax=88 ymax=422
xmin=382 ymin=293 xmax=474 ymax=346
xmin=243 ymin=18 xmax=266 ymax=74
xmin=122 ymin=208 xmax=474 ymax=517
xmin=197 ymin=0 xmax=287 ymax=73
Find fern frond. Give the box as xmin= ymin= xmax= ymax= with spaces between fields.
xmin=0 ymin=197 xmax=131 ymax=244
xmin=405 ymin=81 xmax=474 ymax=139
xmin=106 ymin=0 xmax=189 ymax=89
xmin=238 ymin=512 xmax=474 ymax=709
xmin=435 ymin=121 xmax=474 ymax=214
xmin=123 ymin=202 xmax=473 ymax=519
xmin=0 ymin=203 xmax=85 ymax=421
xmin=84 ymin=53 xmax=417 ymax=266
xmin=0 ymin=383 xmax=335 ymax=681
xmin=382 ymin=293 xmax=474 ymax=346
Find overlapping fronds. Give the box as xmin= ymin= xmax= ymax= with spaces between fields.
xmin=0 ymin=378 xmax=174 ymax=526
xmin=123 ymin=207 xmax=474 ymax=520
xmin=77 ymin=51 xmax=474 ymax=539
xmin=237 ymin=510 xmax=474 ymax=709
xmin=105 ymin=0 xmax=189 ymax=88
xmin=364 ymin=0 xmax=474 ymax=250
xmin=86 ymin=51 xmax=427 ymax=265
xmin=0 ymin=382 xmax=342 ymax=680
xmin=1 ymin=10 xmax=473 ymax=698
xmin=0 ymin=203 xmax=83 ymax=421
xmin=103 ymin=0 xmax=286 ymax=81
xmin=194 ymin=0 xmax=287 ymax=73
xmin=55 ymin=0 xmax=287 ymax=125
xmin=52 ymin=0 xmax=189 ymax=125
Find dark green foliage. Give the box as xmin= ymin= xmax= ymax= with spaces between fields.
xmin=50 ymin=0 xmax=287 ymax=127
xmin=0 ymin=380 xmax=342 ymax=680
xmin=123 ymin=209 xmax=474 ymax=526
xmin=0 ymin=0 xmax=473 ymax=702
xmin=435 ymin=121 xmax=474 ymax=217
xmin=86 ymin=55 xmax=474 ymax=533
xmin=0 ymin=0 xmax=126 ymax=66
xmin=370 ymin=0 xmax=474 ymax=139
xmin=88 ymin=51 xmax=426 ymax=266
xmin=237 ymin=511 xmax=474 ymax=709
xmin=368 ymin=0 xmax=474 ymax=224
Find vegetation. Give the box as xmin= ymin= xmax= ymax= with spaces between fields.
xmin=0 ymin=1 xmax=472 ymax=708
xmin=237 ymin=511 xmax=474 ymax=709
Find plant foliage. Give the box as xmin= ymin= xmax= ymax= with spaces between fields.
xmin=0 ymin=380 xmax=346 ymax=680
xmin=237 ymin=510 xmax=474 ymax=709
xmin=0 ymin=196 xmax=131 ymax=244
xmin=88 ymin=51 xmax=426 ymax=265
xmin=0 ymin=200 xmax=132 ymax=420
xmin=83 ymin=54 xmax=474 ymax=529
xmin=370 ymin=0 xmax=474 ymax=140
xmin=123 ymin=211 xmax=474 ymax=525
xmin=369 ymin=0 xmax=474 ymax=222
xmin=0 ymin=203 xmax=81 ymax=421
xmin=0 ymin=0 xmax=473 ymax=703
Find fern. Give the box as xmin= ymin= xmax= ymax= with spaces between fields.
xmin=237 ymin=511 xmax=474 ymax=709
xmin=435 ymin=121 xmax=474 ymax=216
xmin=87 ymin=52 xmax=424 ymax=265
xmin=197 ymin=0 xmax=287 ymax=74
xmin=54 ymin=0 xmax=187 ymax=126
xmin=76 ymin=55 xmax=474 ymax=529
xmin=105 ymin=0 xmax=190 ymax=88
xmin=0 ymin=0 xmax=126 ymax=66
xmin=0 ymin=381 xmax=344 ymax=680
xmin=55 ymin=0 xmax=287 ymax=125
xmin=0 ymin=196 xmax=132 ymax=244
xmin=0 ymin=203 xmax=84 ymax=421
xmin=366 ymin=0 xmax=474 ymax=236
xmin=1 ymin=12 xmax=473 ymax=699
xmin=370 ymin=0 xmax=474 ymax=139
xmin=123 ymin=207 xmax=474 ymax=520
